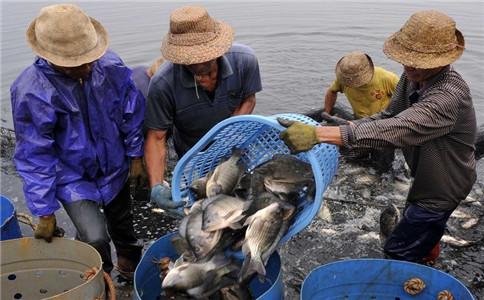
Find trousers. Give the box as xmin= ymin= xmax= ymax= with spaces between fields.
xmin=62 ymin=183 xmax=142 ymax=273
xmin=383 ymin=203 xmax=453 ymax=262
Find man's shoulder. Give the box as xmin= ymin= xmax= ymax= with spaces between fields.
xmin=150 ymin=61 xmax=175 ymax=86
xmin=435 ymin=67 xmax=470 ymax=94
xmin=11 ymin=63 xmax=46 ymax=93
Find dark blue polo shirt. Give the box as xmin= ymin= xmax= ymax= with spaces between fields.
xmin=145 ymin=43 xmax=262 ymax=156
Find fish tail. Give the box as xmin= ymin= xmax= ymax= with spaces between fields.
xmin=239 ymin=253 xmax=266 ymax=283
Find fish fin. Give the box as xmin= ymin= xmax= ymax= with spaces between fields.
xmin=206 ymin=184 xmax=223 ymax=197
xmin=229 ymin=222 xmax=243 ymax=230
xmin=250 ymin=254 xmax=266 ymax=276
xmin=280 ymin=202 xmax=296 ymax=220
xmin=242 ymin=199 xmax=253 ymax=212
xmin=170 ymin=234 xmax=190 ymax=255
xmin=238 ymin=254 xmax=252 ymax=282
xmin=239 ymin=253 xmax=266 ymax=282
xmin=231 ymin=147 xmax=245 ymax=158
xmin=243 ymin=214 xmax=254 ymax=227
xmin=178 ymin=216 xmax=189 ymax=239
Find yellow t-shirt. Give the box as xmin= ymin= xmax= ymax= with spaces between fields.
xmin=329 ymin=67 xmax=400 ymax=119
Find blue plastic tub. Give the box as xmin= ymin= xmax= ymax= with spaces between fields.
xmin=1 ymin=195 xmax=22 ymax=241
xmin=301 ymin=259 xmax=475 ymax=300
xmin=172 ymin=114 xmax=339 ymax=245
xmin=134 ymin=232 xmax=284 ymax=300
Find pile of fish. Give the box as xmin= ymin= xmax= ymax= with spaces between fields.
xmin=158 ymin=149 xmax=315 ymax=299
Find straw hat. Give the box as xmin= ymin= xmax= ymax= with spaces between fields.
xmin=335 ymin=51 xmax=374 ymax=88
xmin=383 ymin=10 xmax=464 ymax=69
xmin=161 ymin=6 xmax=234 ymax=65
xmin=26 ymin=4 xmax=109 ymax=67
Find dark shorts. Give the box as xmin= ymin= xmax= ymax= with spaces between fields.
xmin=383 ymin=203 xmax=453 ymax=262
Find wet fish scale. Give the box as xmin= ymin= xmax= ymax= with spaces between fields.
xmin=202 ymin=194 xmax=251 ymax=232
xmin=206 ymin=149 xmax=244 ymax=197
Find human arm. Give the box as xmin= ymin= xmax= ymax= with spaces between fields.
xmin=144 ymin=129 xmax=184 ymax=213
xmin=144 ymin=129 xmax=168 ymax=187
xmin=10 ymin=83 xmax=61 ymax=217
xmin=340 ymin=90 xmax=461 ymax=150
xmin=144 ymin=76 xmax=184 ymax=213
xmin=324 ymin=89 xmax=338 ymax=114
xmin=232 ymin=94 xmax=256 ymax=115
xmin=234 ymin=46 xmax=262 ymax=115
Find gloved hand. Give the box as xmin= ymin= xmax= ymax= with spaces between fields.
xmin=277 ymin=118 xmax=319 ymax=153
xmin=34 ymin=215 xmax=56 ymax=243
xmin=129 ymin=157 xmax=147 ymax=189
xmin=150 ymin=183 xmax=185 ymax=218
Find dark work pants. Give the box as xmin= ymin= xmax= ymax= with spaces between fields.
xmin=383 ymin=203 xmax=453 ymax=263
xmin=62 ymin=183 xmax=142 ymax=273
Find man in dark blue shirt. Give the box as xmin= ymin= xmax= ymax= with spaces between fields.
xmin=144 ymin=6 xmax=262 ymax=216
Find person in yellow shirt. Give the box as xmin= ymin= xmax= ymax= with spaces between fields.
xmin=324 ymin=51 xmax=399 ymax=119
xmin=324 ymin=51 xmax=400 ymax=173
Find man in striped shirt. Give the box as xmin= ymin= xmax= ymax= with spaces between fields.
xmin=279 ymin=10 xmax=476 ymax=263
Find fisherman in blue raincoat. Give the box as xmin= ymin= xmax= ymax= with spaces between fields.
xmin=10 ymin=4 xmax=146 ymax=278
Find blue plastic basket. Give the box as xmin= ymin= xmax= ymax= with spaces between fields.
xmin=172 ymin=114 xmax=339 ymax=245
xmin=301 ymin=259 xmax=475 ymax=300
xmin=134 ymin=232 xmax=284 ymax=300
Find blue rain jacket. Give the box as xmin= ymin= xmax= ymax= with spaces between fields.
xmin=10 ymin=50 xmax=145 ymax=217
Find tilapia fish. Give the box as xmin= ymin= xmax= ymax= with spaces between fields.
xmin=255 ymin=154 xmax=314 ymax=203
xmin=162 ymin=254 xmax=238 ymax=298
xmin=201 ymin=194 xmax=252 ymax=232
xmin=379 ymin=203 xmax=400 ymax=246
xmin=179 ymin=202 xmax=223 ymax=260
xmin=189 ymin=176 xmax=209 ymax=200
xmin=206 ymin=148 xmax=245 ymax=197
xmin=240 ymin=202 xmax=295 ymax=281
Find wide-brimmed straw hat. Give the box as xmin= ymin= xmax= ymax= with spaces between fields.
xmin=383 ymin=10 xmax=464 ymax=69
xmin=335 ymin=51 xmax=374 ymax=88
xmin=161 ymin=6 xmax=234 ymax=65
xmin=26 ymin=4 xmax=109 ymax=67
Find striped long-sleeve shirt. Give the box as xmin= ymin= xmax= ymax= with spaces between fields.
xmin=340 ymin=66 xmax=476 ymax=211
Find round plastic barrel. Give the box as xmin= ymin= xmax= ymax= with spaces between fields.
xmin=134 ymin=232 xmax=284 ymax=300
xmin=1 ymin=237 xmax=105 ymax=299
xmin=1 ymin=195 xmax=22 ymax=241
xmin=301 ymin=259 xmax=475 ymax=300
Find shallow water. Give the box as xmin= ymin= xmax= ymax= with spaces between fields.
xmin=1 ymin=1 xmax=484 ymax=127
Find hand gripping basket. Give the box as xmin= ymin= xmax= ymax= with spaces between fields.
xmin=172 ymin=113 xmax=339 ymax=245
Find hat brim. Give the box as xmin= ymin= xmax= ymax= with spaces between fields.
xmin=161 ymin=20 xmax=234 ymax=65
xmin=26 ymin=17 xmax=109 ymax=67
xmin=383 ymin=29 xmax=464 ymax=69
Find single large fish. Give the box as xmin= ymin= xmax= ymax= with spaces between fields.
xmin=206 ymin=148 xmax=245 ymax=197
xmin=179 ymin=202 xmax=223 ymax=260
xmin=255 ymin=154 xmax=314 ymax=203
xmin=201 ymin=194 xmax=252 ymax=232
xmin=379 ymin=203 xmax=400 ymax=246
xmin=162 ymin=254 xmax=238 ymax=298
xmin=239 ymin=202 xmax=295 ymax=281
